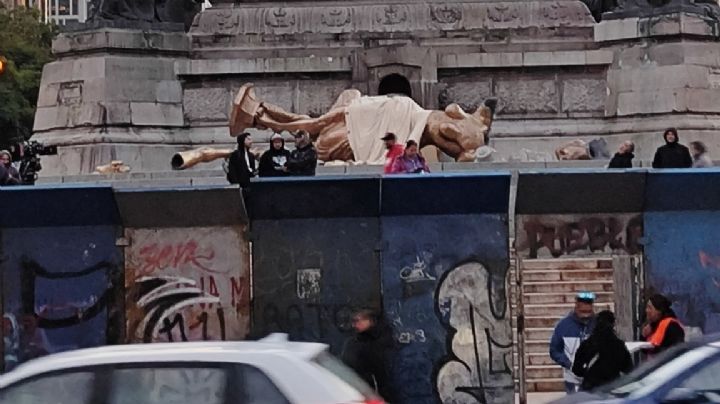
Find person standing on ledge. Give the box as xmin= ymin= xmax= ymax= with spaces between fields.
xmin=690 ymin=141 xmax=713 ymax=168
xmin=390 ymin=140 xmax=430 ymax=174
xmin=608 ymin=141 xmax=635 ymax=169
xmin=286 ymin=130 xmax=317 ymax=176
xmin=226 ymin=132 xmax=257 ymax=188
xmin=259 ymin=133 xmax=291 ymax=177
xmin=381 ymin=132 xmax=404 ymax=174
xmin=652 ymin=128 xmax=692 ymax=169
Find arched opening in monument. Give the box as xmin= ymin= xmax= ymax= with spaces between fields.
xmin=378 ymin=74 xmax=412 ymax=97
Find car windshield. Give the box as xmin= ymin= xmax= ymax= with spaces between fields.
xmin=606 ymin=346 xmax=719 ymax=398
xmin=312 ymin=351 xmax=380 ymax=400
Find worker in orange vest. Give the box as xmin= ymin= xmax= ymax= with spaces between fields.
xmin=641 ymin=294 xmax=685 ymax=358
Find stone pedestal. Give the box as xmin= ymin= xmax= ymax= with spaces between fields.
xmin=32 ymin=29 xmax=203 ymax=175
xmin=599 ymin=11 xmax=720 ymax=156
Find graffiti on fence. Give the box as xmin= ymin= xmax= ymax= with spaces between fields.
xmin=435 ymin=261 xmax=513 ymax=404
xmin=126 ymin=227 xmax=249 ymax=343
xmin=517 ymin=214 xmax=643 ymax=258
xmin=3 ymin=251 xmax=116 ymax=370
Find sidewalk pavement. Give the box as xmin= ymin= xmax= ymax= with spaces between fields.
xmin=516 ymin=392 xmax=564 ymax=404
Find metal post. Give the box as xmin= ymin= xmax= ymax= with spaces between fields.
xmin=516 ymin=255 xmax=527 ymax=404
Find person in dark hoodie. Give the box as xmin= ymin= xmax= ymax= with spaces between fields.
xmin=286 ymin=130 xmax=317 ymax=176
xmin=608 ymin=141 xmax=635 ymax=169
xmin=652 ymin=128 xmax=692 ymax=169
xmin=641 ymin=294 xmax=685 ymax=359
xmin=572 ymin=310 xmax=633 ymax=391
xmin=342 ymin=309 xmax=396 ymax=403
xmin=226 ymin=132 xmax=257 ymax=187
xmin=258 ymin=133 xmax=291 ymax=177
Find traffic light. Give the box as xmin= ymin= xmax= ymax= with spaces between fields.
xmin=0 ymin=58 xmax=4 ymax=75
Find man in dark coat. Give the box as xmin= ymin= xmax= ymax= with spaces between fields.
xmin=258 ymin=133 xmax=291 ymax=177
xmin=652 ymin=128 xmax=692 ymax=169
xmin=342 ymin=310 xmax=396 ymax=402
xmin=227 ymin=132 xmax=256 ymax=188
xmin=572 ymin=310 xmax=633 ymax=391
xmin=608 ymin=140 xmax=635 ymax=169
xmin=286 ymin=131 xmax=317 ymax=176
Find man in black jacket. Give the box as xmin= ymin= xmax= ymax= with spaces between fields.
xmin=342 ymin=310 xmax=396 ymax=402
xmin=652 ymin=128 xmax=692 ymax=169
xmin=572 ymin=310 xmax=633 ymax=391
xmin=287 ymin=131 xmax=317 ymax=176
xmin=258 ymin=133 xmax=291 ymax=177
xmin=608 ymin=140 xmax=635 ymax=169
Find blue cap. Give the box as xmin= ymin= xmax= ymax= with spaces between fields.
xmin=576 ymin=291 xmax=596 ymax=302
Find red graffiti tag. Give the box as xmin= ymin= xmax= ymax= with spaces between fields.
xmin=137 ymin=240 xmax=222 ymax=276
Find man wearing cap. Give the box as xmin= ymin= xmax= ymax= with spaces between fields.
xmin=549 ymin=291 xmax=597 ymax=394
xmin=381 ymin=132 xmax=404 ymax=174
xmin=286 ymin=130 xmax=318 ymax=176
xmin=259 ymin=133 xmax=291 ymax=177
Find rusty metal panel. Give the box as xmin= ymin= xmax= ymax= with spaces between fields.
xmin=125 ymin=226 xmax=250 ymax=343
xmin=251 ymin=218 xmax=381 ymax=354
xmin=1 ymin=225 xmax=122 ymax=371
xmin=645 ymin=211 xmax=720 ymax=336
xmin=382 ymin=214 xmax=512 ymax=404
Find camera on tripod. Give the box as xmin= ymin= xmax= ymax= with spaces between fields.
xmin=19 ymin=141 xmax=58 ymax=185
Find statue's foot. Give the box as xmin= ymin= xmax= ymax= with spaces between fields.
xmin=229 ymin=83 xmax=261 ymax=136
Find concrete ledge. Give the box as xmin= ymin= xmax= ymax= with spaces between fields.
xmin=596 ymin=13 xmax=720 ymax=42
xmin=438 ymin=50 xmax=613 ymax=69
xmin=177 ymin=56 xmax=353 ymax=76
xmin=53 ymin=29 xmax=191 ymax=56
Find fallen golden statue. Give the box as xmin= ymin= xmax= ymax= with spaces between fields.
xmin=95 ymin=161 xmax=131 ymax=174
xmin=171 ymin=147 xmax=234 ymax=170
xmin=171 ymin=146 xmax=266 ymax=170
xmin=230 ymin=83 xmax=497 ymax=163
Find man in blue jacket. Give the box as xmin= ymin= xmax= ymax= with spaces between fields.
xmin=549 ymin=292 xmax=596 ymax=394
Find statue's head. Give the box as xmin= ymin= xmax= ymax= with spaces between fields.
xmin=438 ymin=99 xmax=497 ymax=162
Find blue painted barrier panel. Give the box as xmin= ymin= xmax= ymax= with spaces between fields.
xmin=644 ymin=211 xmax=720 ymax=334
xmin=0 ymin=184 xmax=120 ymax=227
xmin=0 ymin=186 xmax=122 ymax=371
xmin=381 ymin=172 xmax=511 ymax=216
xmin=251 ymin=218 xmax=382 ymax=355
xmin=645 ymin=169 xmax=720 ymax=212
xmin=382 ymin=214 xmax=512 ymax=404
xmin=248 ymin=176 xmax=381 ymax=219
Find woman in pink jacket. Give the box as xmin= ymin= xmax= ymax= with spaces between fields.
xmin=390 ymin=140 xmax=430 ymax=174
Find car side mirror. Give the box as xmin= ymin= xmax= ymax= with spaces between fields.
xmin=662 ymin=388 xmax=701 ymax=403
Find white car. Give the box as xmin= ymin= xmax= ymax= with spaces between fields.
xmin=0 ymin=334 xmax=385 ymax=404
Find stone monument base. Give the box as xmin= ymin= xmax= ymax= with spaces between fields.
xmin=31 ymin=28 xmax=222 ymax=175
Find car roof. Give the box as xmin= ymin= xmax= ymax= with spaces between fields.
xmin=0 ymin=337 xmax=328 ymax=388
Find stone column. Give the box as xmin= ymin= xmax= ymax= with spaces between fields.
xmin=33 ymin=29 xmax=192 ymax=175
xmin=599 ymin=4 xmax=720 ymax=156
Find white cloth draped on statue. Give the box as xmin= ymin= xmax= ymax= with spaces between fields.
xmin=345 ymin=95 xmax=432 ymax=164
